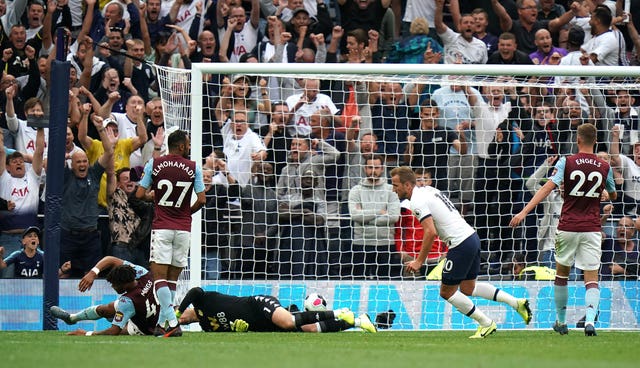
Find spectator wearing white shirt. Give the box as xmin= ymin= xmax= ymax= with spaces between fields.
xmin=401 ymin=0 xmax=435 ymax=38
xmin=557 ymin=26 xmax=594 ymax=85
xmin=110 ymin=95 xmax=147 ymax=168
xmin=0 ymin=127 xmax=44 ymax=278
xmin=166 ymin=0 xmax=204 ymax=34
xmin=610 ymin=125 xmax=640 ymax=216
xmin=582 ymin=4 xmax=626 ymax=66
xmin=260 ymin=0 xmax=305 ymax=22
xmin=434 ymin=0 xmax=487 ymax=64
xmin=221 ymin=110 xmax=267 ymax=185
xmin=285 ymin=78 xmax=340 ymax=136
xmin=567 ymin=0 xmax=593 ymax=45
xmin=5 ymin=89 xmax=48 ymax=157
xmin=65 ymin=126 xmax=84 ymax=167
xmin=217 ymin=0 xmax=260 ymax=63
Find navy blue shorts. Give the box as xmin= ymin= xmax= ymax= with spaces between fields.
xmin=441 ymin=232 xmax=481 ymax=286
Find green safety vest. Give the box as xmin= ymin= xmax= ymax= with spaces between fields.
xmin=426 ymin=259 xmax=445 ymax=280
xmin=518 ymin=266 xmax=556 ymax=281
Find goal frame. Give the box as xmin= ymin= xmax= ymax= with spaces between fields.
xmin=187 ymin=62 xmax=640 ymax=290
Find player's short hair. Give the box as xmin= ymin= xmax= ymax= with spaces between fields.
xmin=129 ymin=38 xmax=144 ymax=48
xmin=106 ymin=265 xmax=136 ymax=285
xmin=108 ymin=26 xmax=125 ymax=39
xmin=512 ymin=252 xmax=527 ymax=265
xmin=567 ymin=26 xmax=585 ymax=48
xmin=360 ymin=131 xmax=378 ymax=141
xmin=168 ymin=129 xmax=188 ymax=150
xmin=577 ymin=123 xmax=597 ymax=146
xmin=414 ymin=167 xmax=433 ymax=178
xmin=23 ymin=97 xmax=43 ymax=114
xmin=231 ymin=110 xmax=249 ymax=121
xmin=409 ymin=17 xmax=429 ymax=35
xmin=292 ymin=135 xmax=311 ymax=149
xmin=251 ymin=161 xmax=273 ymax=174
xmin=106 ymin=2 xmax=125 ymax=17
xmin=10 ymin=24 xmax=26 ymax=32
xmin=239 ymin=52 xmax=258 ymax=63
xmin=6 ymin=150 xmax=24 ymax=165
xmin=390 ymin=166 xmax=416 ymax=185
xmin=593 ymin=5 xmax=612 ymax=28
xmin=346 ymin=28 xmax=368 ymax=46
xmin=471 ymin=8 xmax=488 ymax=18
xmin=420 ymin=98 xmax=439 ymax=108
xmin=498 ymin=32 xmax=517 ymax=42
xmin=116 ymin=167 xmax=131 ymax=181
xmin=271 ymin=100 xmax=288 ymax=112
xmin=460 ymin=13 xmax=474 ymax=21
xmin=366 ymin=154 xmax=385 ymax=165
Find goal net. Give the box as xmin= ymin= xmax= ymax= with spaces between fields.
xmin=155 ymin=63 xmax=640 ymax=330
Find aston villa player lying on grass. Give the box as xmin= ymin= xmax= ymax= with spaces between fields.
xmin=51 ymin=257 xmax=180 ymax=337
xmin=177 ymin=287 xmax=377 ymax=333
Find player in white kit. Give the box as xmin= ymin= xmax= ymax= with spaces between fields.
xmin=390 ymin=166 xmax=532 ymax=338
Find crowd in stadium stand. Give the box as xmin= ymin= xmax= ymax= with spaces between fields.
xmin=1 ymin=0 xmax=640 ymax=280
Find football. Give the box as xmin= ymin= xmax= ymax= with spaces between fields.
xmin=304 ymin=293 xmax=328 ymax=311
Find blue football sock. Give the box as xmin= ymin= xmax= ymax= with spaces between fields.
xmin=154 ymin=280 xmax=175 ymax=326
xmin=554 ymin=284 xmax=568 ymax=324
xmin=168 ymin=281 xmax=177 ymax=304
xmin=72 ymin=306 xmax=100 ymax=322
xmin=585 ymin=286 xmax=600 ymax=325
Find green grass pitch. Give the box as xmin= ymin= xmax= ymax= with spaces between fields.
xmin=2 ymin=330 xmax=639 ymax=368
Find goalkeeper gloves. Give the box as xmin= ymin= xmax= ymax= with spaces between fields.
xmin=231 ymin=319 xmax=249 ymax=332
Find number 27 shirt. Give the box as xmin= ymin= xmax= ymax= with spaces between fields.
xmin=139 ymin=154 xmax=205 ymax=231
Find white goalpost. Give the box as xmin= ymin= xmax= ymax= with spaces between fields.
xmin=155 ymin=62 xmax=640 ymax=330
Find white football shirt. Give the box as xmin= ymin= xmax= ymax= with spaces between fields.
xmin=222 ymin=121 xmax=267 ymax=185
xmin=619 ymin=154 xmax=640 ymax=201
xmin=409 ymin=186 xmax=475 ymax=249
xmin=439 ymin=27 xmax=488 ymax=64
xmin=285 ymin=92 xmax=339 ymax=136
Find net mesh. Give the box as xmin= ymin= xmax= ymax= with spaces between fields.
xmin=154 ymin=65 xmax=192 ymax=131
xmin=154 ymin=64 xmax=640 ymax=330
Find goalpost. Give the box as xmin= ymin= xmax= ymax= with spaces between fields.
xmin=155 ymin=62 xmax=640 ymax=330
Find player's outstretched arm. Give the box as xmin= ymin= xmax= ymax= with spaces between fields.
xmin=177 ymin=308 xmax=199 ymax=325
xmin=178 ymin=287 xmax=206 ymax=314
xmin=67 ymin=325 xmax=122 ymax=336
xmin=406 ymin=216 xmax=438 ymax=273
xmin=78 ymin=256 xmax=125 ymax=292
xmin=510 ymin=180 xmax=556 ymax=227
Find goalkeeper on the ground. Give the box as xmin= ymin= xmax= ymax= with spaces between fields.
xmin=177 ymin=287 xmax=377 ymax=333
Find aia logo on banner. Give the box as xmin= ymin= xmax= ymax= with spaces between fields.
xmin=296 ymin=116 xmax=308 ymax=126
xmin=176 ymin=9 xmax=192 ymax=24
xmin=11 ymin=187 xmax=29 ymax=197
xmin=234 ymin=45 xmax=248 ymax=56
xmin=26 ymin=139 xmax=46 ymax=151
